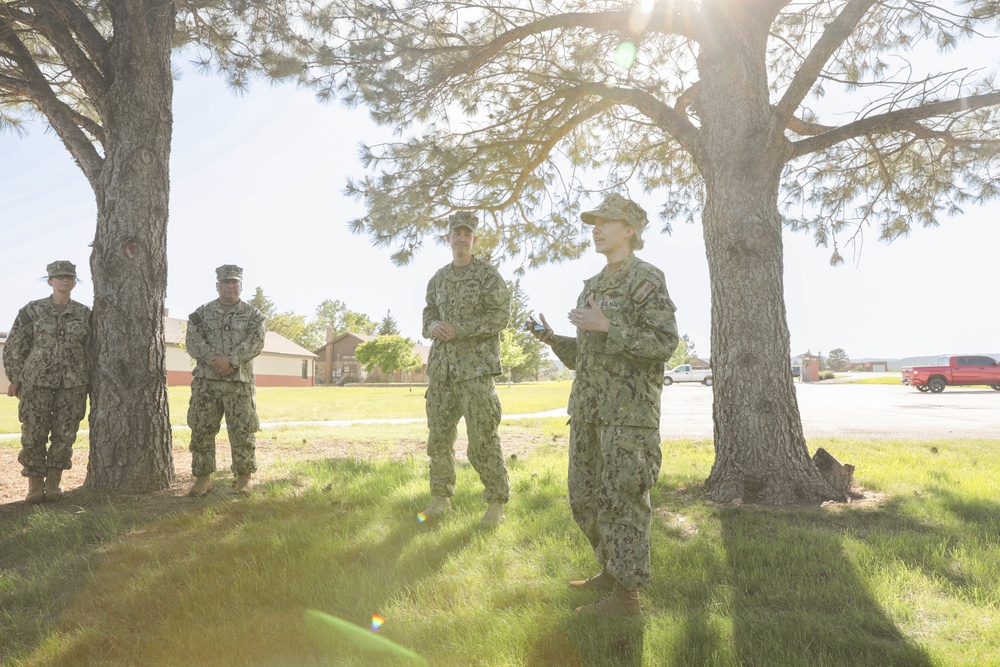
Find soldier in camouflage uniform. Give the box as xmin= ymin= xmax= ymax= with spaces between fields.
xmin=184 ymin=264 xmax=267 ymax=497
xmin=421 ymin=211 xmax=511 ymax=526
xmin=4 ymin=261 xmax=92 ymax=503
xmin=532 ymin=194 xmax=679 ymax=616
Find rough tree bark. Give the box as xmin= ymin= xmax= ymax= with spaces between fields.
xmin=86 ymin=0 xmax=175 ymax=491
xmin=696 ymin=1 xmax=839 ymax=504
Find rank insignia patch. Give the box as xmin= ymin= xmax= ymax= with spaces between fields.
xmin=632 ymin=280 xmax=656 ymax=303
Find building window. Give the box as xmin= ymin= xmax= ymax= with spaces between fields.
xmin=302 ymin=360 xmax=309 ymax=380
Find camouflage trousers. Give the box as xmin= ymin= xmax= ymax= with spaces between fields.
xmin=16 ymin=384 xmax=88 ymax=478
xmin=569 ymin=419 xmax=662 ymax=591
xmin=187 ymin=378 xmax=260 ymax=476
xmin=425 ymin=374 xmax=509 ymax=503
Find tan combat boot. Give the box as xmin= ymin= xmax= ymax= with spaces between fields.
xmin=479 ymin=502 xmax=505 ymax=527
xmin=44 ymin=468 xmax=64 ymax=501
xmin=569 ymin=566 xmax=615 ymax=592
xmin=25 ymin=477 xmax=45 ymax=504
xmin=186 ymin=475 xmax=213 ymax=497
xmin=235 ymin=473 xmax=253 ymax=495
xmin=575 ymin=583 xmax=642 ymax=617
xmin=422 ymin=496 xmax=452 ymax=518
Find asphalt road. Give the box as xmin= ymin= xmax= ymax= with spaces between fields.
xmin=660 ymin=381 xmax=1000 ymax=440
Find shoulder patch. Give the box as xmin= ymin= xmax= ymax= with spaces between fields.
xmin=15 ymin=307 xmax=33 ymax=327
xmin=631 ymin=279 xmax=657 ymax=304
xmin=481 ymin=269 xmax=500 ymax=291
xmin=189 ymin=311 xmax=202 ymax=326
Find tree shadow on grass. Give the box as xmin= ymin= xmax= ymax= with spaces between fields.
xmin=0 ymin=457 xmax=479 ymax=666
xmin=645 ymin=482 xmax=936 ymax=667
xmin=0 ymin=493 xmax=145 ymax=665
xmin=8 ymin=454 xmax=969 ymax=667
xmin=715 ymin=506 xmax=933 ymax=667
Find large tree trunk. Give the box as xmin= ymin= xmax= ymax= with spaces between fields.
xmin=696 ymin=1 xmax=839 ymax=505
xmin=86 ymin=0 xmax=175 ymax=491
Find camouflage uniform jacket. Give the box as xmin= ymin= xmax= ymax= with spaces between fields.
xmin=186 ymin=300 xmax=267 ymax=383
xmin=551 ymin=254 xmax=679 ymax=429
xmin=422 ymin=256 xmax=511 ymax=382
xmin=3 ymin=298 xmax=92 ymax=388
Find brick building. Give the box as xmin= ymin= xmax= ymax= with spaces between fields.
xmin=313 ymin=330 xmax=429 ymax=384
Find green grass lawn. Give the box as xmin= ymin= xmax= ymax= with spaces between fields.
xmin=3 ymin=424 xmax=1000 ymax=666
xmin=0 ymin=382 xmax=572 ymax=434
xmin=840 ymin=376 xmax=904 ymax=384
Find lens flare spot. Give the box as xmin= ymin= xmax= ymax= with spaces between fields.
xmin=371 ymin=614 xmax=385 ymax=632
xmin=615 ymin=42 xmax=638 ymax=69
xmin=416 ymin=512 xmax=427 ymax=523
xmin=629 ymin=0 xmax=655 ymax=32
xmin=306 ymin=610 xmax=428 ymax=665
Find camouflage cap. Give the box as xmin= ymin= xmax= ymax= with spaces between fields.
xmin=46 ymin=260 xmax=77 ymax=278
xmin=215 ymin=264 xmax=243 ymax=281
xmin=447 ymin=211 xmax=478 ymax=233
xmin=580 ymin=194 xmax=649 ymax=231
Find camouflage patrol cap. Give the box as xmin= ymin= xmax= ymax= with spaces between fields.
xmin=46 ymin=260 xmax=77 ymax=278
xmin=215 ymin=264 xmax=243 ymax=281
xmin=580 ymin=194 xmax=649 ymax=230
xmin=447 ymin=211 xmax=478 ymax=233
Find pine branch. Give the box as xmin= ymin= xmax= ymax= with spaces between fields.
xmin=433 ymin=5 xmax=704 ymax=86
xmin=772 ymin=0 xmax=879 ymax=135
xmin=0 ymin=13 xmax=103 ymax=186
xmin=44 ymin=0 xmax=112 ymax=77
xmin=578 ymin=81 xmax=700 ymax=155
xmin=791 ymin=91 xmax=1000 ymax=158
xmin=26 ymin=1 xmax=110 ymax=108
xmin=495 ymin=97 xmax=614 ymax=211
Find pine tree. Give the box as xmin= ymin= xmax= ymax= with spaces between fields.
xmin=321 ymin=1 xmax=1000 ymax=504
xmin=377 ymin=310 xmax=400 ymax=336
xmin=1 ymin=2 xmax=326 ymax=491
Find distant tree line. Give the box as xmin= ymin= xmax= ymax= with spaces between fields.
xmin=249 ymin=287 xmax=388 ymax=351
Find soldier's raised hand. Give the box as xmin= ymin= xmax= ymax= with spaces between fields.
xmin=569 ymin=294 xmax=610 ymax=333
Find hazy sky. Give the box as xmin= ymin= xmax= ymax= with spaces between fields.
xmin=2 ymin=60 xmax=998 ymax=361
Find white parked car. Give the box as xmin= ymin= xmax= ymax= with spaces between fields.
xmin=664 ymin=364 xmax=713 ymax=386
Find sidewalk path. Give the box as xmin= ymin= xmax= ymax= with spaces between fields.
xmin=0 ymin=408 xmax=570 ymax=442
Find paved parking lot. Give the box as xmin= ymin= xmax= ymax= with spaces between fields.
xmin=660 ymin=382 xmax=1000 ymax=440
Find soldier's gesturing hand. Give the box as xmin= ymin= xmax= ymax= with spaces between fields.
xmin=569 ymin=295 xmax=611 ymax=333
xmin=531 ymin=314 xmax=556 ymax=345
xmin=7 ymin=382 xmax=19 ymax=398
xmin=430 ymin=321 xmax=457 ymax=342
xmin=210 ymin=354 xmax=235 ymax=377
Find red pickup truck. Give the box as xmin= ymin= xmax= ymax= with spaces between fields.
xmin=902 ymin=355 xmax=1000 ymax=393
